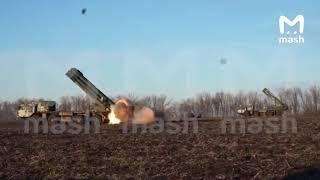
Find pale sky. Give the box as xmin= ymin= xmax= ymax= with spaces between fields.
xmin=0 ymin=0 xmax=319 ymax=100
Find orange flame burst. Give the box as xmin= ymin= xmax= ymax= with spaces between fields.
xmin=108 ymin=98 xmax=156 ymax=125
xmin=108 ymin=106 xmax=121 ymax=124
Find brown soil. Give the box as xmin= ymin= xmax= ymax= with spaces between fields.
xmin=0 ymin=115 xmax=320 ymax=179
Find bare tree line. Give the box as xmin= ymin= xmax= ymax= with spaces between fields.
xmin=1 ymin=85 xmax=320 ymax=121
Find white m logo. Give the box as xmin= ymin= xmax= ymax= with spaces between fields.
xmin=279 ymin=15 xmax=304 ymax=34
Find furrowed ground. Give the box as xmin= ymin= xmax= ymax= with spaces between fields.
xmin=0 ymin=115 xmax=320 ymax=179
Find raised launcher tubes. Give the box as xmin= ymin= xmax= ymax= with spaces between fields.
xmin=262 ymin=88 xmax=288 ymax=110
xmin=66 ymin=68 xmax=115 ymax=114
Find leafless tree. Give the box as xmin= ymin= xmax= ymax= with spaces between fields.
xmin=127 ymin=93 xmax=140 ymax=105
xmin=309 ymin=86 xmax=320 ymax=113
xmin=138 ymin=95 xmax=171 ymax=112
xmin=165 ymin=102 xmax=181 ymax=119
xmin=301 ymin=91 xmax=313 ymax=113
xmin=247 ymin=91 xmax=260 ymax=108
xmin=59 ymin=96 xmax=72 ymax=111
xmin=278 ymin=87 xmax=302 ymax=114
xmin=214 ymin=92 xmax=224 ymax=116
xmin=3 ymin=84 xmax=320 ymax=121
xmin=195 ymin=93 xmax=213 ymax=117
xmin=0 ymin=101 xmax=15 ymax=121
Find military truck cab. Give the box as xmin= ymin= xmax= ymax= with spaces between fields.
xmin=17 ymin=101 xmax=56 ymax=118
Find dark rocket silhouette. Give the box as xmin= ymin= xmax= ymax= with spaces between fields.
xmin=81 ymin=8 xmax=87 ymax=15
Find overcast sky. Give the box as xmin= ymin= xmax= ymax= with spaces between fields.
xmin=0 ymin=0 xmax=319 ymax=101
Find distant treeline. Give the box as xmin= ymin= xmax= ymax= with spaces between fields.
xmin=1 ymin=85 xmax=320 ymax=121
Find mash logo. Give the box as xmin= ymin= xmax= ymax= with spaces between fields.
xmin=278 ymin=15 xmax=304 ymax=44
